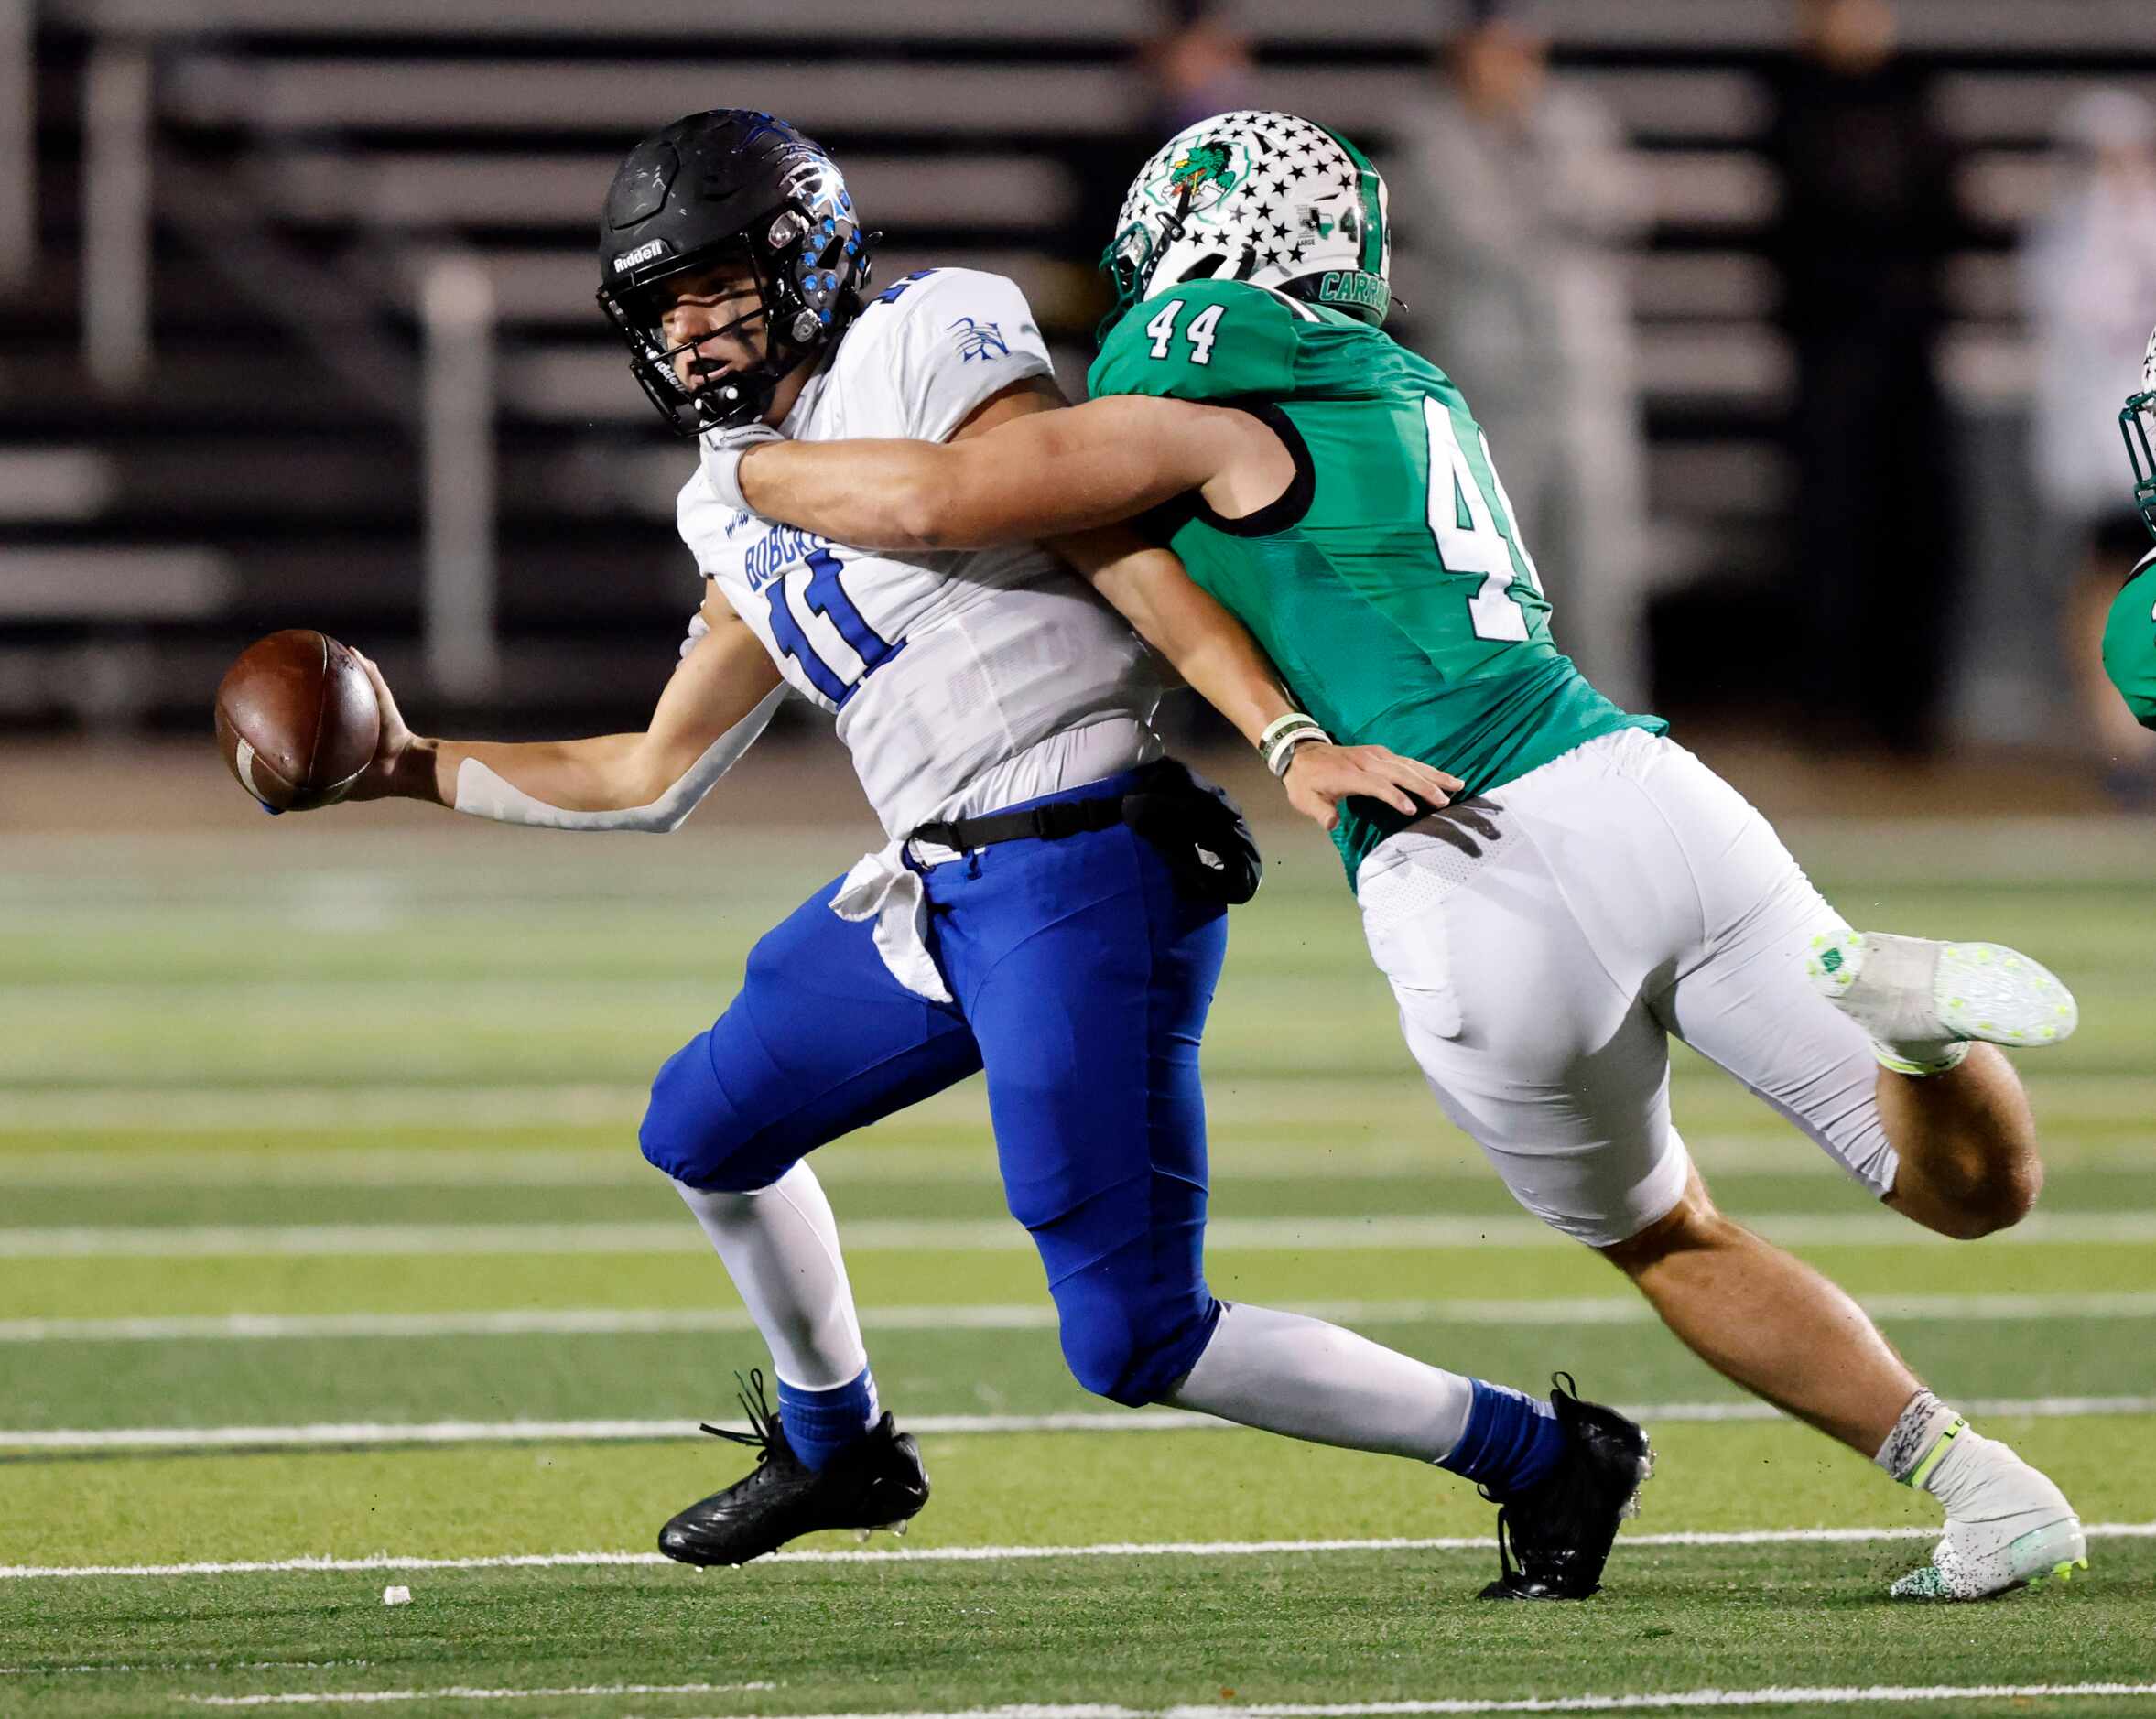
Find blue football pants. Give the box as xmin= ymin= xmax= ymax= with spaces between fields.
xmin=640 ymin=773 xmax=1229 ymax=1406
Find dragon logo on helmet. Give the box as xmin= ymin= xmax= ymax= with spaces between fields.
xmin=1100 ymin=110 xmax=1392 ymax=334
xmin=1165 ymin=141 xmax=1244 ymax=209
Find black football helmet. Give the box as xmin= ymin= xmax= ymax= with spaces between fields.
xmin=597 ymin=111 xmax=873 ymax=435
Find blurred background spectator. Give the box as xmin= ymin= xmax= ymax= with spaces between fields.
xmin=1140 ymin=0 xmax=1258 ymax=139
xmin=2020 ymin=87 xmax=2156 ymax=802
xmin=1764 ymin=0 xmax=1961 ymax=754
xmin=1061 ymin=2 xmax=1259 ymax=339
xmin=1384 ymin=0 xmax=1654 ymax=711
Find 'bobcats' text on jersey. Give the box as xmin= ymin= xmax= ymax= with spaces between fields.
xmin=1088 ymin=277 xmax=1663 ymax=881
xmin=679 ymin=268 xmax=1166 ymax=838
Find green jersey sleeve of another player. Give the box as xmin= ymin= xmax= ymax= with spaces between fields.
xmin=1089 ymin=277 xmax=1664 ymax=882
xmin=2104 ymin=549 xmax=2156 ymax=730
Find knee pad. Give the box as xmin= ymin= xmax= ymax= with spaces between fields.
xmin=1053 ymin=1276 xmax=1221 ymax=1408
xmin=640 ymin=1032 xmax=768 ymax=1191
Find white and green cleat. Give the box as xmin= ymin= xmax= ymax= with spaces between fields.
xmin=1890 ymin=1513 xmax=2089 ymax=1602
xmin=1807 ymin=932 xmax=2077 ymax=1073
xmin=1888 ymin=1423 xmax=2088 ymax=1602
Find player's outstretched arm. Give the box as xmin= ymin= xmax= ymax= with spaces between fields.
xmin=345 ymin=592 xmax=785 ymax=832
xmin=733 ymin=391 xmax=1276 ymax=551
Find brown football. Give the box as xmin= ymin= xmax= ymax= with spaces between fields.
xmin=213 ymin=630 xmax=382 ymax=812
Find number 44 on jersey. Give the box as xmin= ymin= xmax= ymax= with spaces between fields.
xmin=1137 ymin=292 xmax=1544 ymax=648
xmin=1424 ymin=398 xmax=1544 ymax=644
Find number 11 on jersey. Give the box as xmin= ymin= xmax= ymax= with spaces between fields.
xmin=1423 ymin=397 xmax=1544 ymax=643
xmin=764 ymin=546 xmax=905 ymax=706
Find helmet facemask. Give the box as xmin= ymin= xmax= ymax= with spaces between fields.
xmin=601 ymin=217 xmax=840 ymax=434
xmin=1099 ymin=185 xmax=1208 ymax=340
xmin=1100 ymin=213 xmax=1165 ymax=328
xmin=2127 ymin=328 xmax=2156 ymax=542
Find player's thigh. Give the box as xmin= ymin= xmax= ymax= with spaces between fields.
xmin=1646 ymin=753 xmax=1895 ymax=1196
xmin=641 ymin=877 xmax=982 ymax=1191
xmin=956 ymin=827 xmax=1228 ymax=1400
xmin=948 ymin=827 xmax=1224 ymax=1220
xmin=1359 ymin=814 xmax=1690 ymax=1248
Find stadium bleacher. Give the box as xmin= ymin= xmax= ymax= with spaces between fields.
xmin=5 ymin=0 xmax=2153 ymax=729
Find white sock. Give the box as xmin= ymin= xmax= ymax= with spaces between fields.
xmin=1875 ymin=1392 xmax=2054 ymax=1520
xmin=1874 ymin=1389 xmax=1962 ymax=1485
xmin=672 ymin=1161 xmax=869 ymax=1391
xmin=1164 ymin=1301 xmax=1476 ymax=1462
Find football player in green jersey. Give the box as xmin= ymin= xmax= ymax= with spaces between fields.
xmin=710 ymin=111 xmax=2086 ymax=1601
xmin=2102 ymin=324 xmax=2156 ymax=727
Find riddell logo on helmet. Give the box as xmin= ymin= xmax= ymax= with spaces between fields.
xmin=613 ymin=240 xmax=670 ymax=272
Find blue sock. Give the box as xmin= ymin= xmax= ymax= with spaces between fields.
xmin=775 ymin=1368 xmax=880 ymax=1473
xmin=1441 ymin=1378 xmax=1566 ymax=1498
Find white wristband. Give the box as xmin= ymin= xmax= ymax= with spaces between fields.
xmin=1258 ymin=711 xmax=1323 ymax=751
xmin=1262 ymin=719 xmax=1330 ymax=778
xmin=702 ymin=425 xmax=783 ymax=512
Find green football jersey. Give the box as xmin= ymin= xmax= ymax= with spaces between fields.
xmin=2103 ymin=548 xmax=2156 ymax=730
xmin=1087 ymin=277 xmax=1664 ymax=882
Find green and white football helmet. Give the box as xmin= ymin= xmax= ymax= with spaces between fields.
xmin=2123 ymin=322 xmax=2156 ymax=541
xmin=1101 ymin=110 xmax=1392 ymax=334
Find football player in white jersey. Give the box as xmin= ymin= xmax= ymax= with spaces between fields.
xmin=341 ymin=111 xmax=1655 ymax=1596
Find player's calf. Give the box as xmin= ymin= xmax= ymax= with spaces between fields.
xmin=1880 ymin=1052 xmax=2044 ymax=1240
xmin=1142 ymin=1298 xmax=1652 ymax=1599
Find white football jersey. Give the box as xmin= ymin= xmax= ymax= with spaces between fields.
xmin=677 ymin=267 xmax=1165 ymax=838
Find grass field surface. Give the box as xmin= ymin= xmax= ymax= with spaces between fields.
xmin=2 ymin=804 xmax=2151 ymax=1718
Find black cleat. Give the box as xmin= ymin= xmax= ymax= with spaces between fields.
xmin=657 ymin=1370 xmax=931 ymax=1568
xmin=1478 ymin=1372 xmax=1652 ymax=1601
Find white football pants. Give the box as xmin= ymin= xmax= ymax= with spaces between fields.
xmin=1358 ymin=727 xmax=1896 ymax=1248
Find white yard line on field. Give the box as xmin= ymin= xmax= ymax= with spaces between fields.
xmin=172 ymin=1688 xmax=2156 ymax=1716
xmin=0 ymin=1411 xmax=1213 ymax=1451
xmin=0 ymin=1144 xmax=1550 ymax=1188
xmin=5 ymin=1396 xmax=2152 ymax=1454
xmin=185 ymin=1684 xmax=773 ymax=1708
xmin=3 ymin=1069 xmax=2150 ymax=1128
xmin=0 ymin=1660 xmax=374 ymax=1678
xmin=7 ymin=1210 xmax=2156 ymax=1259
xmin=0 ymin=1087 xmax=654 ymax=1132
xmin=6 ymin=1290 xmax=2156 ymax=1346
xmin=5 ymin=1138 xmax=2152 ymax=1190
xmin=0 ymin=1141 xmax=2021 ymax=1190
xmin=5 ymin=1524 xmax=2152 ymax=1582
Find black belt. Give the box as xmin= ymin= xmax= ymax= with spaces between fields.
xmin=910 ymin=791 xmax=1127 ymax=855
